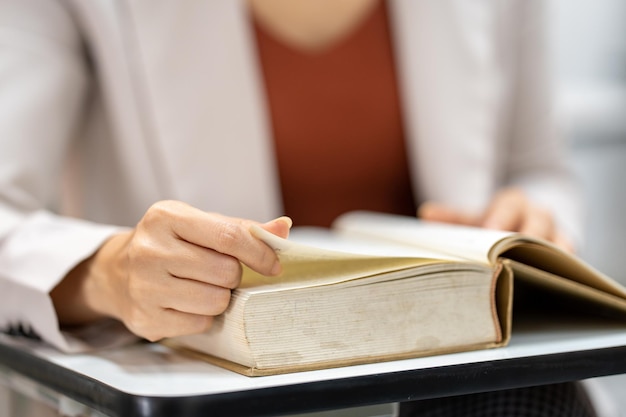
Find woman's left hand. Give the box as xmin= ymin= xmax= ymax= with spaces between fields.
xmin=418 ymin=187 xmax=574 ymax=252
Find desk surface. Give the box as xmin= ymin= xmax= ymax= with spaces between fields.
xmin=1 ymin=317 xmax=626 ymax=417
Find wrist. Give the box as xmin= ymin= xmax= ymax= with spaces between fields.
xmin=51 ymin=231 xmax=131 ymax=326
xmin=83 ymin=231 xmax=132 ymax=322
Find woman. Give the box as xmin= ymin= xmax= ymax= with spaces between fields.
xmin=0 ymin=0 xmax=591 ymax=415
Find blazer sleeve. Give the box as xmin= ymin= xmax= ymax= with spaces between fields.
xmin=0 ymin=0 xmax=135 ymax=352
xmin=503 ymin=0 xmax=584 ymax=247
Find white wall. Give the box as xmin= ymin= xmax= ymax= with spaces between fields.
xmin=550 ymin=0 xmax=626 ymax=84
xmin=550 ymin=0 xmax=626 ymax=283
xmin=551 ymin=3 xmax=626 ymax=416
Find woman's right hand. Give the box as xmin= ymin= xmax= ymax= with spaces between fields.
xmin=51 ymin=200 xmax=292 ymax=341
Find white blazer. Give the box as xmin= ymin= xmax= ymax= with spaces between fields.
xmin=0 ymin=0 xmax=581 ymax=351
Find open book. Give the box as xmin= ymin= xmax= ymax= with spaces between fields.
xmin=165 ymin=211 xmax=626 ymax=376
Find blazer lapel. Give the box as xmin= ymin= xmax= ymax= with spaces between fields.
xmin=389 ymin=0 xmax=506 ymax=212
xmin=122 ymin=0 xmax=283 ymax=220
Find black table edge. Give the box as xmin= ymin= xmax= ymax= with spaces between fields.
xmin=1 ymin=341 xmax=626 ymax=417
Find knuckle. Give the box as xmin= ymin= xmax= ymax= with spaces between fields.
xmin=200 ymin=316 xmax=215 ymax=332
xmin=214 ymin=221 xmax=245 ymax=252
xmin=128 ymin=221 xmax=183 ymax=276
xmin=125 ymin=309 xmax=161 ymax=341
xmin=141 ymin=200 xmax=183 ymax=228
xmin=209 ymin=287 xmax=232 ymax=315
xmin=215 ymin=257 xmax=243 ymax=289
xmin=151 ymin=199 xmax=182 ymax=214
xmin=142 ymin=201 xmax=169 ymax=226
xmin=127 ymin=235 xmax=158 ymax=263
xmin=188 ymin=316 xmax=215 ymax=335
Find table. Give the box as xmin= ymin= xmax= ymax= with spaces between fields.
xmin=1 ymin=316 xmax=626 ymax=417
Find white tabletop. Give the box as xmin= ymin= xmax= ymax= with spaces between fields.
xmin=2 ymin=316 xmax=626 ymax=399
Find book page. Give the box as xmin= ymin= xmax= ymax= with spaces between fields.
xmin=332 ymin=211 xmax=516 ymax=265
xmin=251 ymin=224 xmax=468 ymax=261
xmin=243 ymin=225 xmax=482 ymax=293
xmin=331 ymin=213 xmax=626 ymax=303
xmin=505 ymin=244 xmax=626 ymax=298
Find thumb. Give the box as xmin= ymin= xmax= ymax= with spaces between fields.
xmin=259 ymin=216 xmax=293 ymax=239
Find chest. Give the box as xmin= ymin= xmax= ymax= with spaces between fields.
xmin=247 ymin=0 xmax=379 ymax=52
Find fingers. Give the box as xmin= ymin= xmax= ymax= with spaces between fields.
xmin=142 ymin=200 xmax=288 ymax=276
xmin=260 ymin=216 xmax=292 ymax=239
xmin=419 ymin=188 xmax=570 ymax=250
xmin=518 ymin=205 xmax=555 ymax=242
xmin=417 ymin=201 xmax=480 ymax=226
xmin=484 ymin=189 xmax=575 ymax=252
xmin=128 ymin=308 xmax=215 ymax=342
xmin=553 ymin=232 xmax=575 ymax=254
xmin=482 ymin=188 xmax=556 ymax=242
xmin=106 ymin=200 xmax=293 ymax=341
xmin=117 ymin=269 xmax=218 ymax=341
xmin=164 ymin=241 xmax=243 ymax=289
xmin=153 ymin=275 xmax=233 ymax=316
xmin=481 ymin=188 xmax=527 ymax=232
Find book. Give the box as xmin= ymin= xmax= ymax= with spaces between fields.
xmin=164 ymin=211 xmax=626 ymax=376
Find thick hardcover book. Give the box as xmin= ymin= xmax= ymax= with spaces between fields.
xmin=165 ymin=211 xmax=626 ymax=376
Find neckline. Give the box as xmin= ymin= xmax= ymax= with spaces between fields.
xmin=250 ymin=1 xmax=384 ymax=56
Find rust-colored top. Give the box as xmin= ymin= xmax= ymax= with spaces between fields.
xmin=252 ymin=1 xmax=416 ymax=227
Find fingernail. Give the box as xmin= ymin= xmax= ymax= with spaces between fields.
xmin=275 ymin=216 xmax=293 ymax=229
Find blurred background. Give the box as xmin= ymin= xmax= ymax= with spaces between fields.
xmin=553 ymin=0 xmax=626 ymax=282
xmin=552 ymin=1 xmax=626 ymax=416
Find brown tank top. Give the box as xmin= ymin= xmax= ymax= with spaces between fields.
xmin=252 ymin=1 xmax=416 ymax=227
